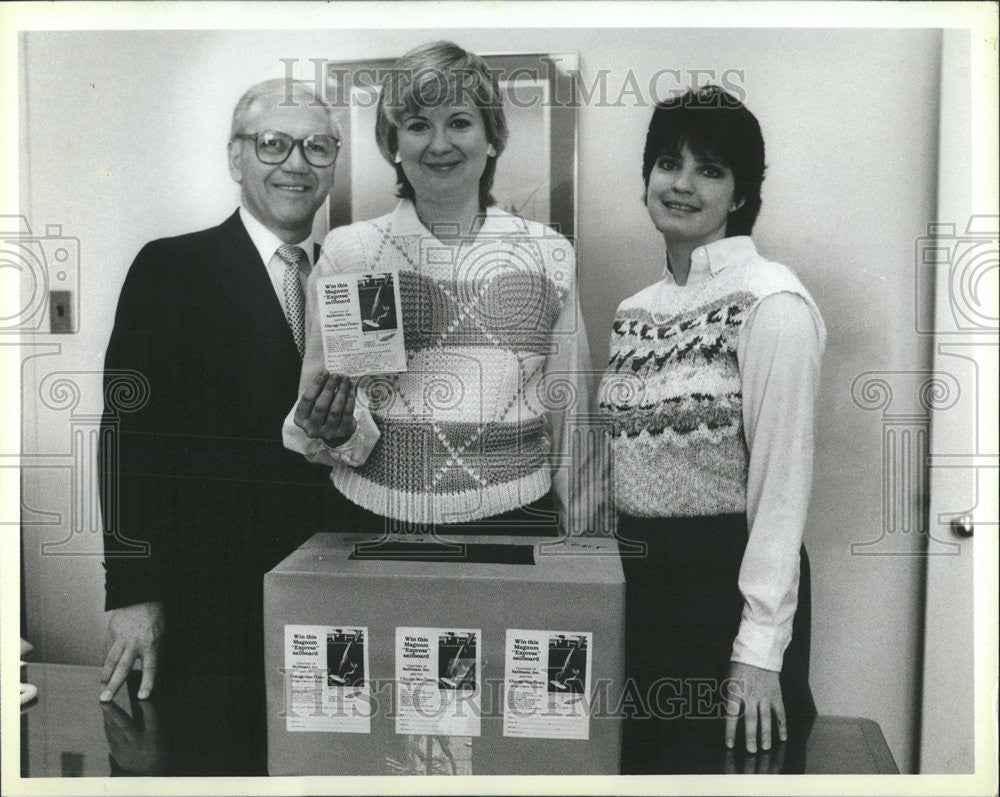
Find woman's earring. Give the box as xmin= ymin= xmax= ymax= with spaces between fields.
xmin=486 ymin=144 xmax=497 ymax=158
xmin=730 ymin=198 xmax=745 ymax=212
xmin=394 ymin=152 xmax=402 ymax=164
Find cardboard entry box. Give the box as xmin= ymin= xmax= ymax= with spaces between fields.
xmin=264 ymin=532 xmax=624 ymax=775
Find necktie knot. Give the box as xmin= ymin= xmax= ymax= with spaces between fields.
xmin=276 ymin=244 xmax=308 ymax=269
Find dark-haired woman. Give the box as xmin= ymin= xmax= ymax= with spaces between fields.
xmin=597 ymin=86 xmax=825 ymax=772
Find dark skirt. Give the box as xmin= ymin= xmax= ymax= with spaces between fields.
xmin=618 ymin=512 xmax=816 ymax=774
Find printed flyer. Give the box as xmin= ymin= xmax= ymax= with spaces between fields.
xmin=395 ymin=627 xmax=482 ymax=737
xmin=283 ymin=624 xmax=371 ymax=733
xmin=503 ymin=629 xmax=593 ymax=740
xmin=316 ymin=270 xmax=406 ymax=376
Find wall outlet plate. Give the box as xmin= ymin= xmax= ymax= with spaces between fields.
xmin=49 ymin=290 xmax=74 ymax=333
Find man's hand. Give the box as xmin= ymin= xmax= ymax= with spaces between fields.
xmin=294 ymin=372 xmax=357 ymax=447
xmin=100 ymin=601 xmax=164 ymax=702
xmin=724 ymin=660 xmax=787 ymax=754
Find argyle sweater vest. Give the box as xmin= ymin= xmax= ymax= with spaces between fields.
xmin=597 ymin=256 xmax=817 ymax=518
xmin=325 ymin=206 xmax=574 ymax=525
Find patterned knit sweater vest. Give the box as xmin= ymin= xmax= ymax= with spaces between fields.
xmin=325 ymin=203 xmax=573 ymax=525
xmin=598 ymin=253 xmax=817 ymax=518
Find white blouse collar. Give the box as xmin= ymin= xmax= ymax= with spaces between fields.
xmin=664 ymin=236 xmax=757 ymax=286
xmin=390 ymin=198 xmax=528 ymax=240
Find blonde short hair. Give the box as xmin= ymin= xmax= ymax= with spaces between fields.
xmin=375 ymin=41 xmax=508 ymax=208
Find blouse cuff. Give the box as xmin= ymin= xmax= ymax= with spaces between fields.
xmin=731 ymin=617 xmax=791 ymax=673
xmin=282 ymin=404 xmax=380 ymax=468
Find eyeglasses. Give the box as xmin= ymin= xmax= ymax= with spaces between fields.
xmin=235 ymin=130 xmax=341 ymax=167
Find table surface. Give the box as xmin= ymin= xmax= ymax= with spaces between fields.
xmin=20 ymin=662 xmax=898 ymax=778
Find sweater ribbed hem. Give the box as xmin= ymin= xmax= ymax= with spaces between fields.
xmin=331 ymin=467 xmax=552 ymax=525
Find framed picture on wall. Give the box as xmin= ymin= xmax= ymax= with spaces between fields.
xmin=324 ymin=52 xmax=579 ymax=241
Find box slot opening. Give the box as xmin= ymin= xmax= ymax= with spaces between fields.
xmin=350 ymin=540 xmax=535 ymax=565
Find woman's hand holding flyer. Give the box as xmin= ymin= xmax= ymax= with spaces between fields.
xmin=293 ymin=372 xmax=358 ymax=448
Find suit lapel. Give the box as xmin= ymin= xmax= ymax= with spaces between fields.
xmin=210 ymin=210 xmax=300 ymax=357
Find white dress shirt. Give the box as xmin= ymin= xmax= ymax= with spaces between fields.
xmin=239 ymin=205 xmax=314 ymax=314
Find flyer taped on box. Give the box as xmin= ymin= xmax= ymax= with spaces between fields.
xmin=503 ymin=630 xmax=593 ymax=740
xmin=284 ymin=624 xmax=372 ymax=734
xmin=396 ymin=627 xmax=482 ymax=738
xmin=316 ymin=270 xmax=406 ymax=376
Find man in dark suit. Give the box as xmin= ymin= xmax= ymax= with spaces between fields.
xmin=98 ymin=78 xmax=355 ymax=773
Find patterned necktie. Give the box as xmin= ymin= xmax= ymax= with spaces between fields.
xmin=276 ymin=244 xmax=307 ymax=358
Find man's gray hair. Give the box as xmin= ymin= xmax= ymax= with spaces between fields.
xmin=230 ymin=78 xmax=340 ymax=140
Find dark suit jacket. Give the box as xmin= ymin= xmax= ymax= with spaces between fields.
xmin=100 ymin=210 xmax=352 ymax=653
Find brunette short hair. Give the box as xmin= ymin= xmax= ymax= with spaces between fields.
xmin=643 ymin=85 xmax=766 ymax=236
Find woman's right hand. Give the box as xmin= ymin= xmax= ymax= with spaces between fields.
xmin=293 ymin=371 xmax=357 ymax=447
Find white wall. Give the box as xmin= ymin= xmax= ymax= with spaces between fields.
xmin=20 ymin=27 xmax=941 ymax=772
